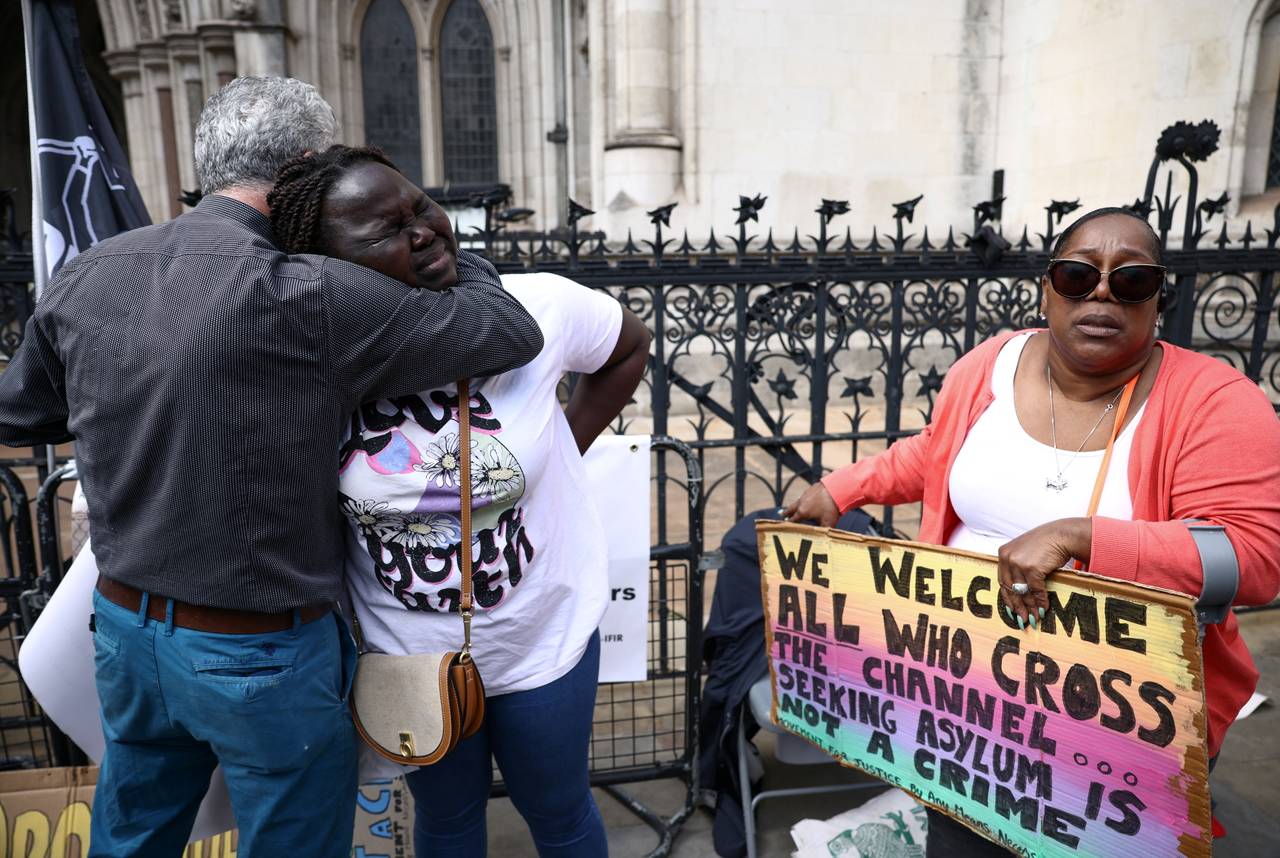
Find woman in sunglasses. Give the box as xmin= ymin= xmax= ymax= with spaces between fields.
xmin=787 ymin=207 xmax=1280 ymax=855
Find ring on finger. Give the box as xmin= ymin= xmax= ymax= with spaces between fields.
xmin=1011 ymin=581 xmax=1029 ymax=595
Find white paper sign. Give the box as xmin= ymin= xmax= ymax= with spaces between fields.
xmin=582 ymin=434 xmax=652 ymax=683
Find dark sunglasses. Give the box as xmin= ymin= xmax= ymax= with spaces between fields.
xmin=1046 ymin=259 xmax=1167 ymax=304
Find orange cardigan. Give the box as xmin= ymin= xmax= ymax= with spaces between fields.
xmin=822 ymin=330 xmax=1280 ymax=758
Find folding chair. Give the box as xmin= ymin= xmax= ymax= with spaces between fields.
xmin=737 ymin=676 xmax=883 ymax=858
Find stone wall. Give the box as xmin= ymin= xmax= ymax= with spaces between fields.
xmin=24 ymin=0 xmax=1275 ymax=241
xmin=994 ymin=0 xmax=1272 ymax=230
xmin=596 ymin=0 xmax=1004 ymax=241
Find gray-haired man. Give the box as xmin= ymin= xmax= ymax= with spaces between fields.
xmin=0 ymin=77 xmax=542 ymax=856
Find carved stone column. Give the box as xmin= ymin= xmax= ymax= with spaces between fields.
xmin=228 ymin=0 xmax=287 ymax=77
xmin=166 ymin=33 xmax=204 ymax=197
xmin=198 ymin=24 xmax=238 ymax=96
xmin=139 ymin=41 xmax=182 ymax=218
xmin=603 ymin=0 xmax=681 ymax=211
xmin=105 ymin=49 xmax=166 ymax=220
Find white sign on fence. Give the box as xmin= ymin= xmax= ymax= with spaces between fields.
xmin=583 ymin=434 xmax=652 ymax=683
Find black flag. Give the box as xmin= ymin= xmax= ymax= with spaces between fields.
xmin=24 ymin=0 xmax=149 ymax=284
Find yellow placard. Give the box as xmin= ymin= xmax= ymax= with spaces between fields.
xmin=757 ymin=523 xmax=1212 ymax=857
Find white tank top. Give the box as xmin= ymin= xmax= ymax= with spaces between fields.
xmin=947 ymin=333 xmax=1141 ymax=556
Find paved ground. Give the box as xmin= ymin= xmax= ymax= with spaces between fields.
xmin=483 ymin=609 xmax=1280 ymax=857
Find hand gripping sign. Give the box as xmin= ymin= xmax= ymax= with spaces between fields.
xmin=756 ymin=522 xmax=1212 ymax=858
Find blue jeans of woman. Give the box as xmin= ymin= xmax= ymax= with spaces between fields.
xmin=403 ymin=631 xmax=607 ymax=857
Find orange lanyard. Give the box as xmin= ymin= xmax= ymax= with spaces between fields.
xmin=1073 ymin=374 xmax=1140 ymax=571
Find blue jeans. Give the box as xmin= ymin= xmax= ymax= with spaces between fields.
xmin=88 ymin=589 xmax=358 ymax=857
xmin=404 ymin=631 xmax=607 ymax=857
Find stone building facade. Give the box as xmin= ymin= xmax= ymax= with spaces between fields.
xmin=6 ymin=0 xmax=1280 ymax=240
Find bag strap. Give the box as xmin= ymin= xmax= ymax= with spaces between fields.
xmin=1084 ymin=374 xmax=1139 ymax=519
xmin=1072 ymin=373 xmax=1140 ymax=571
xmin=458 ymin=379 xmax=474 ymax=661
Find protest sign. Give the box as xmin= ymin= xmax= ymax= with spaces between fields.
xmin=757 ymin=522 xmax=1212 ymax=857
xmin=0 ymin=767 xmax=414 ymax=858
xmin=582 ymin=434 xmax=652 ymax=682
xmin=0 ymin=767 xmax=233 ymax=858
xmin=352 ymin=780 xmax=415 ymax=858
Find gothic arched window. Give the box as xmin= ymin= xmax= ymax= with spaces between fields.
xmin=1242 ymin=10 xmax=1280 ymax=195
xmin=439 ymin=0 xmax=499 ymax=184
xmin=361 ymin=0 xmax=423 ymax=184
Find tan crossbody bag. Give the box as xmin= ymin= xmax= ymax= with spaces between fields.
xmin=349 ymin=379 xmax=486 ymax=765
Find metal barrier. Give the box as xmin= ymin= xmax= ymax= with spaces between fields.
xmin=28 ymin=439 xmax=706 ymax=853
xmin=28 ymin=462 xmax=82 ymax=766
xmin=591 ymin=437 xmax=704 ymax=856
xmin=490 ymin=436 xmax=705 ymax=857
xmin=0 ymin=463 xmax=51 ymax=771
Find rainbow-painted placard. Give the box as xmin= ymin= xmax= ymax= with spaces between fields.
xmin=757 ymin=523 xmax=1211 ymax=857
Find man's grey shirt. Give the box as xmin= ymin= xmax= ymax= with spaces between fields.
xmin=0 ymin=195 xmax=543 ymax=611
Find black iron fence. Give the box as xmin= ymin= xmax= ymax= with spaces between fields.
xmin=456 ymin=119 xmax=1280 ymax=537
xmin=0 ymin=118 xmax=1276 ymax=783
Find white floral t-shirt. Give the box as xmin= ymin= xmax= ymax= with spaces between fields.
xmin=339 ymin=273 xmax=623 ymax=697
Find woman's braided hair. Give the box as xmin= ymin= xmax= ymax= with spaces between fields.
xmin=267 ymin=145 xmax=398 ymax=254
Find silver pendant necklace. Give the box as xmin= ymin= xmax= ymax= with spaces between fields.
xmin=1045 ymin=363 xmax=1125 ymax=492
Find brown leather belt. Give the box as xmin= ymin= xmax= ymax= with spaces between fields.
xmin=95 ymin=575 xmax=330 ymax=634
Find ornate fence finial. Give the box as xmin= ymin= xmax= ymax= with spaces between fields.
xmin=645 ymin=203 xmax=677 ymax=260
xmin=816 ymin=199 xmax=850 ymax=226
xmin=892 ymin=195 xmax=923 ymax=223
xmin=814 ymin=199 xmax=849 ymax=255
xmin=891 ymin=195 xmax=923 ymax=252
xmin=647 ymin=203 xmax=676 ymax=227
xmin=1195 ymin=191 xmax=1231 ymax=250
xmin=567 ymin=198 xmax=594 ymax=226
xmin=1041 ymin=199 xmax=1081 ymax=251
xmin=497 ymin=207 xmax=535 ymax=224
xmin=1140 ymin=119 xmax=1221 ymax=249
xmin=565 ymin=198 xmax=594 ymax=268
xmin=734 ymin=194 xmax=767 ymax=225
xmin=967 ymin=225 xmax=1011 ymax=267
xmin=867 ymin=225 xmax=883 ymax=252
xmin=1156 ymin=120 xmax=1222 ymax=163
xmin=1016 ymin=226 xmax=1032 ymax=252
xmin=1197 ymin=192 xmax=1229 ymax=223
xmin=1215 ymin=222 xmax=1232 ymax=250
xmin=734 ymin=194 xmax=767 ymax=258
xmin=1123 ymin=197 xmax=1153 ymax=219
xmin=973 ymin=195 xmax=1005 ymax=228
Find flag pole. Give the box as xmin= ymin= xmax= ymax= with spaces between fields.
xmin=21 ymin=0 xmax=48 ymax=302
xmin=21 ymin=0 xmax=56 ymax=478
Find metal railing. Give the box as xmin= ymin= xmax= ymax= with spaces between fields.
xmin=0 ymin=117 xmax=1277 ymax=830
xmin=454 ymin=119 xmax=1280 ymax=537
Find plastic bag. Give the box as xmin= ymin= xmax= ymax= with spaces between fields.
xmin=790 ymin=788 xmax=928 ymax=858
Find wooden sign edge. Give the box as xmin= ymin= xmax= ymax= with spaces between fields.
xmin=754 ymin=520 xmax=1214 ymax=858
